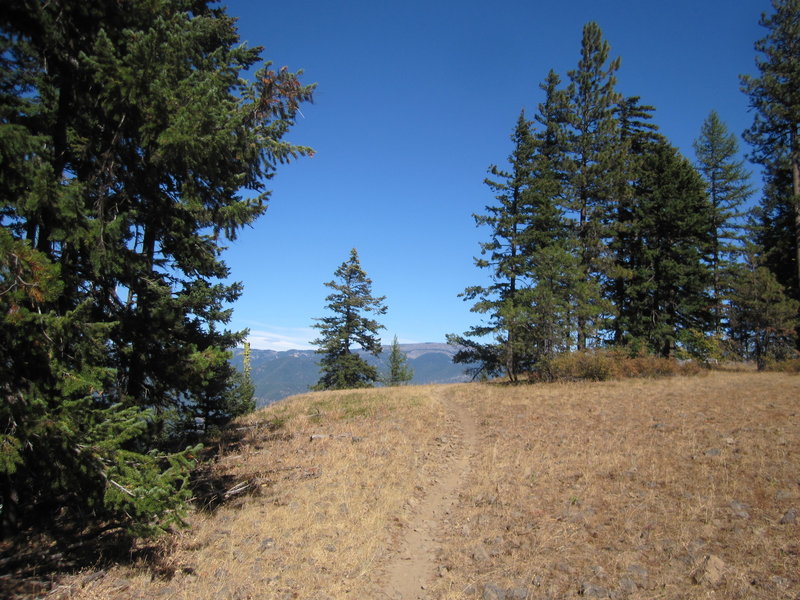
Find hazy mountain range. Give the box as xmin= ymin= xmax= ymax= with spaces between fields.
xmin=231 ymin=343 xmax=474 ymax=406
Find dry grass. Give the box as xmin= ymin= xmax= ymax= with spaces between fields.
xmin=41 ymin=372 xmax=800 ymax=599
xmin=430 ymin=372 xmax=800 ymax=599
xmin=52 ymin=385 xmax=452 ymax=600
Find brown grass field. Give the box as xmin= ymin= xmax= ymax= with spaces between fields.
xmin=22 ymin=371 xmax=800 ymax=599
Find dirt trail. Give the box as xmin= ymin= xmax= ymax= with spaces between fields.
xmin=381 ymin=392 xmax=477 ymax=599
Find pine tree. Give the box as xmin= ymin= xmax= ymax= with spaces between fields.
xmin=741 ymin=0 xmax=800 ymax=302
xmin=525 ymin=73 xmax=581 ymax=371
xmin=621 ymin=139 xmax=715 ymax=356
xmin=693 ymin=110 xmax=752 ymax=334
xmin=312 ymin=249 xmax=387 ymax=390
xmin=727 ymin=246 xmax=799 ymax=369
xmin=384 ymin=336 xmax=413 ymax=386
xmin=562 ymin=21 xmax=622 ymax=348
xmin=609 ymin=96 xmax=661 ymax=344
xmin=0 ymin=0 xmax=312 ymax=536
xmin=449 ymin=112 xmax=538 ymax=381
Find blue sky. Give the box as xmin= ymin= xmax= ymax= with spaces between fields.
xmin=221 ymin=0 xmax=766 ymax=351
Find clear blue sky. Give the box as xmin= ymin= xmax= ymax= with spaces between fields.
xmin=220 ymin=0 xmax=766 ymax=351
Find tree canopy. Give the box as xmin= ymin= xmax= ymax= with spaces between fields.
xmin=0 ymin=0 xmax=312 ymax=537
xmin=312 ymin=249 xmax=387 ymax=390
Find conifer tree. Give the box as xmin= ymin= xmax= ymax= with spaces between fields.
xmin=449 ymin=112 xmax=538 ymax=381
xmin=693 ymin=110 xmax=752 ymax=334
xmin=525 ymin=73 xmax=581 ymax=371
xmin=609 ymin=96 xmax=661 ymax=344
xmin=727 ymin=247 xmax=799 ymax=369
xmin=0 ymin=0 xmax=312 ymax=536
xmin=741 ymin=0 xmax=800 ymax=303
xmin=621 ymin=139 xmax=715 ymax=356
xmin=562 ymin=21 xmax=622 ymax=348
xmin=384 ymin=336 xmax=413 ymax=386
xmin=312 ymin=249 xmax=387 ymax=390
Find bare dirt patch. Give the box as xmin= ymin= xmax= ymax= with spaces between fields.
xmin=380 ymin=394 xmax=478 ymax=599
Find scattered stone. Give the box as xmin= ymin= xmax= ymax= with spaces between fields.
xmin=704 ymin=448 xmax=721 ymax=457
xmin=259 ymin=537 xmax=276 ymax=551
xmin=776 ymin=488 xmax=798 ymax=500
xmin=692 ymin=554 xmax=726 ymax=587
xmin=437 ymin=565 xmax=449 ymax=577
xmin=482 ymin=582 xmax=506 ymax=600
xmin=730 ymin=500 xmax=750 ymax=519
xmin=770 ymin=575 xmax=789 ymax=588
xmin=627 ymin=564 xmax=648 ymax=585
xmin=618 ymin=577 xmax=637 ymax=594
xmin=472 ymin=544 xmax=491 ymax=563
xmin=579 ymin=582 xmax=610 ymax=597
xmin=555 ymin=561 xmax=574 ymax=575
xmin=506 ymin=586 xmax=528 ymax=599
xmin=324 ymin=544 xmax=336 ymax=552
xmin=779 ymin=507 xmax=797 ymax=524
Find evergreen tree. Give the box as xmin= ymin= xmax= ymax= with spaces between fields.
xmin=312 ymin=249 xmax=387 ymax=390
xmin=525 ymin=74 xmax=580 ymax=371
xmin=621 ymin=139 xmax=714 ymax=356
xmin=608 ymin=96 xmax=661 ymax=344
xmin=741 ymin=0 xmax=800 ymax=302
xmin=384 ymin=335 xmax=413 ymax=386
xmin=0 ymin=1 xmax=312 ymax=536
xmin=449 ymin=112 xmax=537 ymax=381
xmin=727 ymin=246 xmax=799 ymax=369
xmin=693 ymin=110 xmax=752 ymax=334
xmin=562 ymin=21 xmax=621 ymax=348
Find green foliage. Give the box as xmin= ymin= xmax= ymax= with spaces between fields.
xmin=384 ymin=335 xmax=413 ymax=386
xmin=727 ymin=249 xmax=800 ymax=369
xmin=312 ymin=249 xmax=387 ymax=390
xmin=0 ymin=1 xmax=311 ymax=537
xmin=616 ymin=139 xmax=715 ymax=356
xmin=693 ymin=110 xmax=752 ymax=334
xmin=741 ymin=0 xmax=800 ymax=307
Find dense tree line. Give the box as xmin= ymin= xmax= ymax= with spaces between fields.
xmin=0 ymin=0 xmax=312 ymax=537
xmin=451 ymin=5 xmax=800 ymax=380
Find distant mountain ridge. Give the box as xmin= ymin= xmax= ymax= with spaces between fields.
xmin=231 ymin=343 xmax=472 ymax=407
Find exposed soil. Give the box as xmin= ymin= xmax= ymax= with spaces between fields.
xmin=381 ymin=393 xmax=478 ymax=599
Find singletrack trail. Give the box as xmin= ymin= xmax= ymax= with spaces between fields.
xmin=381 ymin=391 xmax=478 ymax=599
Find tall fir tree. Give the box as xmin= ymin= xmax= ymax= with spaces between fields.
xmin=621 ymin=139 xmax=715 ymax=356
xmin=312 ymin=249 xmax=387 ymax=390
xmin=449 ymin=111 xmax=538 ymax=381
xmin=562 ymin=21 xmax=621 ymax=348
xmin=608 ymin=96 xmax=661 ymax=344
xmin=741 ymin=0 xmax=800 ymax=305
xmin=525 ymin=73 xmax=581 ymax=371
xmin=693 ymin=110 xmax=752 ymax=334
xmin=0 ymin=0 xmax=312 ymax=536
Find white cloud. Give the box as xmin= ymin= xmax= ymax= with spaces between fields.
xmin=245 ymin=326 xmax=315 ymax=351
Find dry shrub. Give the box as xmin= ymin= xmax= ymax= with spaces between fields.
xmin=546 ymin=349 xmax=703 ymax=382
xmin=765 ymin=357 xmax=800 ymax=373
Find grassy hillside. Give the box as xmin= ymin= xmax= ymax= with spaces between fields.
xmin=10 ymin=371 xmax=800 ymax=599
